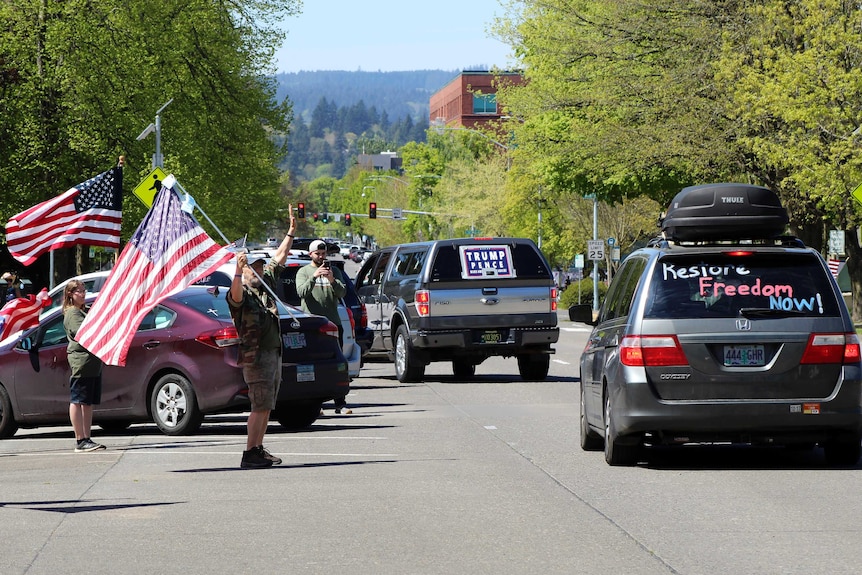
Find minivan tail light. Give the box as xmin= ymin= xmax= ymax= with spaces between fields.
xmin=550 ymin=287 xmax=557 ymax=311
xmin=800 ymin=333 xmax=861 ymax=364
xmin=195 ymin=326 xmax=240 ymax=349
xmin=320 ymin=320 xmax=340 ymax=339
xmin=620 ymin=335 xmax=688 ymax=367
xmin=416 ymin=290 xmax=430 ymax=317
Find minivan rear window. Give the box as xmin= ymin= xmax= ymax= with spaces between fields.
xmin=430 ymin=243 xmax=551 ymax=281
xmin=644 ymin=253 xmax=841 ymax=319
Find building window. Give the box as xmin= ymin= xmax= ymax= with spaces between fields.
xmin=472 ymin=93 xmax=497 ymax=114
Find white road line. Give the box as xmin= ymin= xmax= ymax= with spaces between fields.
xmin=552 ymin=359 xmax=570 ymax=365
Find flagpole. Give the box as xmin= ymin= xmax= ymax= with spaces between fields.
xmin=160 ymin=175 xmax=230 ymax=246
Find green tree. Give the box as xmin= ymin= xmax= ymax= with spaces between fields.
xmin=1 ymin=0 xmax=300 ymax=281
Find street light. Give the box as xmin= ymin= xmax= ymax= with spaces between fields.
xmin=136 ymin=99 xmax=173 ymax=169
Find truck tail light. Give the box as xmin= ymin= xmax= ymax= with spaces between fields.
xmin=359 ymin=302 xmax=368 ymax=329
xmin=620 ymin=335 xmax=688 ymax=366
xmin=550 ymin=287 xmax=557 ymax=312
xmin=416 ymin=290 xmax=430 ymax=317
xmin=800 ymin=333 xmax=861 ymax=364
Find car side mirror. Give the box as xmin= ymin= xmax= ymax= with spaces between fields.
xmin=19 ymin=336 xmax=34 ymax=351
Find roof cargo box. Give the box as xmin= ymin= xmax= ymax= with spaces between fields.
xmin=661 ymin=183 xmax=788 ymax=241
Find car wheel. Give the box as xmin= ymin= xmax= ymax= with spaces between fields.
xmin=0 ymin=384 xmax=19 ymax=439
xmin=517 ymin=354 xmax=550 ymax=381
xmin=580 ymin=383 xmax=603 ymax=451
xmin=150 ymin=374 xmax=204 ymax=436
xmin=274 ymin=402 xmax=322 ymax=430
xmin=603 ymin=390 xmax=640 ymax=466
xmin=823 ymin=434 xmax=862 ymax=466
xmin=394 ymin=325 xmax=424 ymax=383
xmin=452 ymin=360 xmax=475 ymax=379
xmin=98 ymin=420 xmax=133 ymax=433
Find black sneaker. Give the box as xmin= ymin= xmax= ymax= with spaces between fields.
xmin=259 ymin=446 xmax=282 ymax=465
xmin=75 ymin=438 xmax=106 ymax=453
xmin=241 ymin=446 xmax=274 ymax=469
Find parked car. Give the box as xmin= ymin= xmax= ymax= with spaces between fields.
xmin=0 ymin=285 xmax=348 ymax=438
xmin=579 ymin=183 xmax=862 ymax=466
xmin=354 ymin=237 xmax=559 ymax=382
xmin=192 ymin=256 xmax=367 ymax=378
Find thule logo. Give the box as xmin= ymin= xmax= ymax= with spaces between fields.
xmin=721 ymin=197 xmax=745 ymax=204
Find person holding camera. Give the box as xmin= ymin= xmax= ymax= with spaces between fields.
xmin=2 ymin=272 xmax=22 ymax=303
xmin=296 ymin=240 xmax=351 ymax=413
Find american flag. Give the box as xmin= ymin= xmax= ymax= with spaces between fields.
xmin=5 ymin=167 xmax=123 ymax=266
xmin=828 ymin=258 xmax=846 ymax=280
xmin=0 ymin=288 xmax=51 ymax=340
xmin=75 ymin=184 xmax=233 ymax=366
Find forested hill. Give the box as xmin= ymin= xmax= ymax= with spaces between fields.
xmin=275 ymin=70 xmax=459 ymax=124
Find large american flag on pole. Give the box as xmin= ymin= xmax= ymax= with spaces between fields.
xmin=75 ymin=182 xmax=233 ymax=366
xmin=5 ymin=167 xmax=123 ymax=266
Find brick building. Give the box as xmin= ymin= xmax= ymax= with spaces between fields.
xmin=429 ymin=70 xmax=524 ymax=130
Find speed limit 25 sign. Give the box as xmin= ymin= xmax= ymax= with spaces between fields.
xmin=587 ymin=240 xmax=605 ymax=260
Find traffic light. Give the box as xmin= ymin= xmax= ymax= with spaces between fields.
xmin=322 ymin=213 xmax=329 ymax=223
xmin=369 ymin=202 xmax=377 ymax=219
xmin=313 ymin=213 xmax=319 ymax=222
xmin=344 ymin=213 xmax=352 ymax=226
xmin=297 ymin=203 xmax=305 ymax=219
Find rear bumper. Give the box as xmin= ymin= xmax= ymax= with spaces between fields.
xmin=611 ymin=376 xmax=862 ymax=441
xmin=413 ymin=326 xmax=559 ymax=354
xmin=278 ymin=360 xmax=350 ymax=403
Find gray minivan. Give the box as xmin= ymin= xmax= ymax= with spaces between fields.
xmin=579 ymin=183 xmax=862 ymax=466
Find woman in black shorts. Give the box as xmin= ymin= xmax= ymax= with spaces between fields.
xmin=63 ymin=280 xmax=106 ymax=453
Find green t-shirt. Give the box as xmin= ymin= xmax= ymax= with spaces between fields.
xmin=295 ymin=262 xmax=346 ymax=325
xmin=227 ymin=262 xmax=283 ymax=365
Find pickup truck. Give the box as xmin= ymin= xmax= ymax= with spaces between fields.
xmin=354 ymin=238 xmax=559 ymax=382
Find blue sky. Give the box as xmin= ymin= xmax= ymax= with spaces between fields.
xmin=274 ymin=0 xmax=515 ymax=73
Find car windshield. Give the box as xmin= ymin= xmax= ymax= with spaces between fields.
xmin=643 ymin=252 xmax=841 ymax=319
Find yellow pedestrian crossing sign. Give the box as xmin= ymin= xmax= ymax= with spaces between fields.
xmin=133 ymin=167 xmax=167 ymax=208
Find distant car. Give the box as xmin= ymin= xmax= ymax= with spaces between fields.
xmin=340 ymin=244 xmax=360 ymax=258
xmin=0 ymin=285 xmax=348 ymax=438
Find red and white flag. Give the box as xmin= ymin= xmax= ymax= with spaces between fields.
xmin=828 ymin=258 xmax=846 ymax=280
xmin=0 ymin=288 xmax=51 ymax=340
xmin=5 ymin=167 xmax=123 ymax=266
xmin=75 ymin=182 xmax=232 ymax=366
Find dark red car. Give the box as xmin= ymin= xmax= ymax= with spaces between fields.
xmin=0 ymin=285 xmax=348 ymax=438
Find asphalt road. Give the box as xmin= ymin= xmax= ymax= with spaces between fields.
xmin=2 ymin=314 xmax=862 ymax=575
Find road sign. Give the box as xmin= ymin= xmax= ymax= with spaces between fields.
xmin=574 ymin=254 xmax=584 ymax=269
xmin=607 ymin=237 xmax=616 ymax=246
xmin=392 ymin=207 xmax=403 ymax=219
xmin=829 ymin=230 xmax=845 ymax=255
xmin=852 ymin=181 xmax=862 ymax=206
xmin=612 ymin=246 xmax=621 ymax=262
xmin=133 ymin=167 xmax=167 ymax=208
xmin=587 ymin=240 xmax=604 ymax=260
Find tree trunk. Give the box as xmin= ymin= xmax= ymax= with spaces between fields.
xmin=843 ymin=230 xmax=862 ymax=325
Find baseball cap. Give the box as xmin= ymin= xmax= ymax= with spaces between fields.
xmin=309 ymin=239 xmax=327 ymax=252
xmin=249 ymin=257 xmax=267 ymax=266
xmin=1 ymin=272 xmax=13 ymax=282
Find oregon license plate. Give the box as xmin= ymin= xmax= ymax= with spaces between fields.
xmin=479 ymin=330 xmax=503 ymax=344
xmin=723 ymin=344 xmax=765 ymax=366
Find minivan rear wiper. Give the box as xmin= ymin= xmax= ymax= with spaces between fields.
xmin=739 ymin=307 xmax=806 ymax=319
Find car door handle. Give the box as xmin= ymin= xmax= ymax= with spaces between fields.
xmin=143 ymin=341 xmax=161 ymax=350
xmin=480 ymin=297 xmax=499 ymax=305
